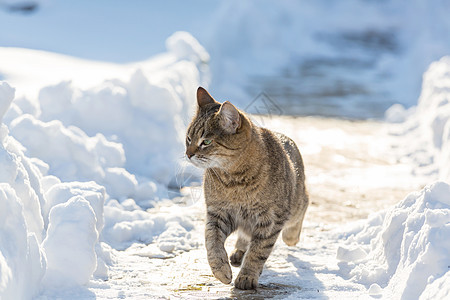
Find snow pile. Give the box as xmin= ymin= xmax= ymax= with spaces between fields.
xmin=4 ymin=31 xmax=208 ymax=196
xmin=102 ymin=202 xmax=197 ymax=252
xmin=338 ymin=181 xmax=450 ymax=299
xmin=390 ymin=56 xmax=450 ymax=183
xmin=0 ymin=82 xmax=45 ymax=300
xmin=13 ymin=31 xmax=207 ymax=251
xmin=0 ymin=81 xmax=112 ymax=299
xmin=0 ymin=185 xmax=45 ymax=300
xmin=1 ymin=31 xmax=208 ymax=299
xmin=33 ymin=71 xmax=191 ymax=186
xmin=0 ymin=31 xmax=209 ymax=201
xmin=166 ymin=31 xmax=210 ymax=65
xmin=42 ymin=196 xmax=99 ymax=287
xmin=9 ymin=115 xmax=130 ymax=199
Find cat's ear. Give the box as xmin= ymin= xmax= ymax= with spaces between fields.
xmin=218 ymin=101 xmax=241 ymax=134
xmin=197 ymin=87 xmax=217 ymax=108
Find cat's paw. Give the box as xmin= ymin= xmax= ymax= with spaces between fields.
xmin=234 ymin=273 xmax=258 ymax=290
xmin=230 ymin=249 xmax=245 ymax=267
xmin=211 ymin=262 xmax=232 ymax=284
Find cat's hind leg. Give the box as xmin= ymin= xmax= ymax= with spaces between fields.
xmin=235 ymin=227 xmax=281 ymax=290
xmin=230 ymin=229 xmax=250 ymax=267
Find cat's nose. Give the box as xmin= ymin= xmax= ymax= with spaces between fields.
xmin=186 ymin=150 xmax=195 ymax=159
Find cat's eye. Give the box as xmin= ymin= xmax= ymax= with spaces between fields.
xmin=186 ymin=136 xmax=191 ymax=144
xmin=202 ymin=139 xmax=212 ymax=146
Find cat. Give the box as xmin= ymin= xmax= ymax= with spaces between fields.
xmin=185 ymin=87 xmax=309 ymax=290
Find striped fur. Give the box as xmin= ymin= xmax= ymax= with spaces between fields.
xmin=186 ymin=87 xmax=309 ymax=290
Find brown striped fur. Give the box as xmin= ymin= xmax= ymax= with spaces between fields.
xmin=186 ymin=87 xmax=309 ymax=290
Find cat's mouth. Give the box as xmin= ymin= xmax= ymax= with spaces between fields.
xmin=188 ymin=155 xmax=222 ymax=169
xmin=188 ymin=155 xmax=209 ymax=169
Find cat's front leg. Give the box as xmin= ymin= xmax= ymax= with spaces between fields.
xmin=234 ymin=226 xmax=281 ymax=290
xmin=205 ymin=209 xmax=234 ymax=284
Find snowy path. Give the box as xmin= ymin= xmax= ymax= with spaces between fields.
xmin=37 ymin=115 xmax=426 ymax=299
xmin=87 ymin=221 xmax=366 ymax=299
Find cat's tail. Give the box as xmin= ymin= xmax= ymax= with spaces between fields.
xmin=282 ymin=195 xmax=309 ymax=246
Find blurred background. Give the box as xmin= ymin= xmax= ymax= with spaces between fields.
xmin=1 ymin=0 xmax=450 ymax=119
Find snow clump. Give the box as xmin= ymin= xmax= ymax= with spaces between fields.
xmin=390 ymin=56 xmax=450 ymax=183
xmin=338 ymin=181 xmax=450 ymax=299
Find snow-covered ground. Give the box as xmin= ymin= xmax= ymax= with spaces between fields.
xmin=0 ymin=1 xmax=449 ymax=299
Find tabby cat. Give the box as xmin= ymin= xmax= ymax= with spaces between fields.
xmin=186 ymin=87 xmax=309 ymax=290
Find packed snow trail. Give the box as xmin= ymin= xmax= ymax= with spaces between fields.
xmin=38 ymin=116 xmax=426 ymax=300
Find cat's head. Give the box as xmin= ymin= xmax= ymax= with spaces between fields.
xmin=186 ymin=87 xmax=250 ymax=169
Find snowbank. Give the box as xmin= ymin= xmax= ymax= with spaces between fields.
xmin=390 ymin=56 xmax=450 ymax=183
xmin=8 ymin=113 xmax=144 ymax=202
xmin=34 ymin=68 xmax=194 ymax=185
xmin=0 ymin=31 xmax=207 ymax=299
xmin=376 ymin=56 xmax=450 ymax=299
xmin=0 ymin=81 xmax=111 ymax=298
xmin=0 ymin=184 xmax=45 ymax=300
xmin=0 ymin=83 xmax=45 ymax=299
xmin=1 ymin=32 xmax=207 ymax=194
xmin=338 ymin=181 xmax=450 ymax=299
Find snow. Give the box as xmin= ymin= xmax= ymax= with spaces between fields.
xmin=337 ymin=181 xmax=450 ymax=299
xmin=0 ymin=82 xmax=15 ymax=122
xmin=43 ymin=182 xmax=105 ymax=233
xmin=0 ymin=84 xmax=46 ymax=299
xmin=0 ymin=31 xmax=207 ymax=299
xmin=0 ymin=2 xmax=449 ymax=299
xmin=42 ymin=196 xmax=99 ymax=288
xmin=3 ymin=52 xmax=205 ymax=188
xmin=102 ymin=203 xmax=197 ymax=251
xmin=0 ymin=184 xmax=45 ymax=300
xmin=368 ymin=283 xmax=383 ymax=296
xmin=206 ymin=0 xmax=450 ymax=117
xmin=420 ymin=271 xmax=450 ymax=300
xmin=390 ymin=56 xmax=450 ymax=183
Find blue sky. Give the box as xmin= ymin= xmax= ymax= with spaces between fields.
xmin=0 ymin=0 xmax=222 ymax=62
